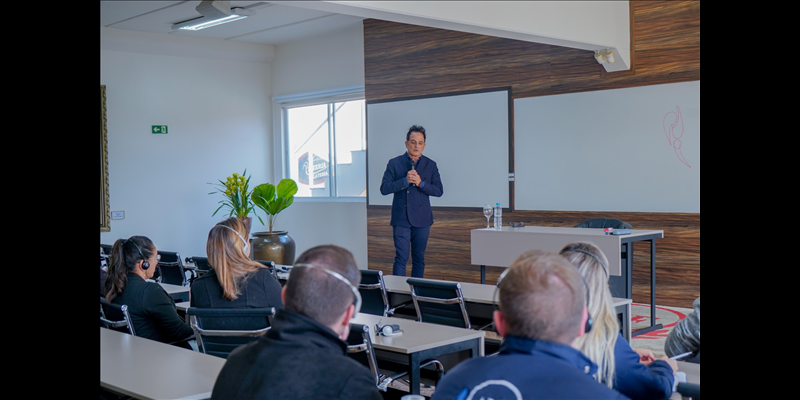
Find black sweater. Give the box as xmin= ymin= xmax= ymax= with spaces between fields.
xmin=211 ymin=310 xmax=382 ymax=400
xmin=111 ymin=273 xmax=194 ymax=344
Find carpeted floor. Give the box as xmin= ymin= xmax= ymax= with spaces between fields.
xmin=629 ymin=303 xmax=693 ymax=358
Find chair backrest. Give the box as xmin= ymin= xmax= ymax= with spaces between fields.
xmin=156 ymin=251 xmax=186 ymax=286
xmin=255 ymin=260 xmax=279 ymax=281
xmin=186 ymin=307 xmax=275 ymax=359
xmin=407 ymin=278 xmax=471 ymax=329
xmin=346 ymin=323 xmax=382 ymax=388
xmin=100 ymin=297 xmax=136 ymax=336
xmin=359 ymin=270 xmax=389 ymax=317
xmin=573 ymin=218 xmax=632 ymax=229
xmin=347 ymin=322 xmax=446 ymax=392
xmin=187 ymin=256 xmax=212 ymax=271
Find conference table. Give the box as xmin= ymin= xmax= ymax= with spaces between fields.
xmin=158 ymin=282 xmax=191 ymax=302
xmin=471 ymin=226 xmax=663 ymax=335
xmin=351 ymin=313 xmax=484 ymax=396
xmin=381 ymin=275 xmax=633 ymax=342
xmin=100 ymin=327 xmax=225 ymax=400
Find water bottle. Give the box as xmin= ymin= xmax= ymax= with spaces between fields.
xmin=493 ymin=202 xmax=502 ymax=229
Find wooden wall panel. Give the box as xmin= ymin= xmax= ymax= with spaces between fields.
xmin=364 ymin=1 xmax=700 ymax=308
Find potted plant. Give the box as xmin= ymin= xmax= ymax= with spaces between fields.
xmin=250 ymin=178 xmax=298 ymax=265
xmin=209 ymin=169 xmax=262 ymax=234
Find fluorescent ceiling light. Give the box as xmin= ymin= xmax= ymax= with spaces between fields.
xmin=172 ymin=1 xmax=255 ymax=31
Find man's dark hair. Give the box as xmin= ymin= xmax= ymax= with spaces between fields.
xmin=284 ymin=245 xmax=360 ymax=326
xmin=406 ymin=125 xmax=426 ymax=141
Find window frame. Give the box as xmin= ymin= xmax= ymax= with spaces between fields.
xmin=272 ymin=85 xmax=366 ymax=202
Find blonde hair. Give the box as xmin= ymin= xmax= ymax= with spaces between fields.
xmin=206 ymin=218 xmax=265 ymax=301
xmin=560 ymin=241 xmax=618 ymax=388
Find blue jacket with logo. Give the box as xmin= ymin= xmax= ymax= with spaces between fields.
xmin=432 ymin=335 xmax=630 ymax=400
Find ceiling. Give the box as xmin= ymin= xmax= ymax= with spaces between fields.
xmin=100 ymin=1 xmax=366 ymax=46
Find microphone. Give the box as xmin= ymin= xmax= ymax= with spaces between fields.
xmin=409 ymin=159 xmax=416 ymax=186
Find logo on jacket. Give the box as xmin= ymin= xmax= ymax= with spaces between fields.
xmin=465 ymin=380 xmax=522 ymax=400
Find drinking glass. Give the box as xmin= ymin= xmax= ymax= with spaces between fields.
xmin=483 ymin=204 xmax=493 ymax=229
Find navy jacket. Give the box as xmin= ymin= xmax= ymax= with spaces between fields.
xmin=431 ymin=335 xmax=630 ymax=400
xmin=380 ymin=153 xmax=443 ymax=227
xmin=613 ymin=332 xmax=675 ymax=400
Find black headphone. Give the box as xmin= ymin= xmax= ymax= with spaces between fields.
xmin=128 ymin=238 xmax=150 ymax=270
xmin=495 ymin=261 xmax=594 ymax=334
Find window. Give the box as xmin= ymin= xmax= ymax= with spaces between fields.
xmin=277 ymin=88 xmax=365 ymax=198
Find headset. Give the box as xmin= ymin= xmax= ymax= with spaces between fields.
xmin=374 ymin=318 xmax=403 ymax=337
xmin=559 ymin=248 xmax=607 ymax=334
xmin=292 ymin=263 xmax=361 ymax=318
xmin=494 ymin=259 xmax=594 ymax=334
xmin=127 ymin=238 xmax=151 ymax=270
xmin=559 ymin=248 xmax=608 ymax=277
xmin=217 ymin=224 xmax=249 ymax=254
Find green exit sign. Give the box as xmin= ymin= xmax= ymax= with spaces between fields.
xmin=151 ymin=125 xmax=168 ymax=134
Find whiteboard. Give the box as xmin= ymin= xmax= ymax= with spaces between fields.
xmin=367 ymin=89 xmax=511 ymax=208
xmin=514 ymin=81 xmax=700 ymax=213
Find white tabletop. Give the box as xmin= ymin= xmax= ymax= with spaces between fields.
xmin=158 ymin=282 xmax=190 ymax=295
xmin=100 ymin=327 xmax=225 ymax=400
xmin=352 ymin=313 xmax=485 ymax=355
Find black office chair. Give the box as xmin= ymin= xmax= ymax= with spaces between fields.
xmin=156 ymin=251 xmax=187 ymax=286
xmin=186 ymin=256 xmax=212 ymax=282
xmin=406 ymin=278 xmax=472 ymax=329
xmin=101 ymin=243 xmax=113 ymax=256
xmin=406 ymin=278 xmax=494 ymax=331
xmin=186 ymin=307 xmax=275 ymax=359
xmin=574 ymin=218 xmax=632 ymax=229
xmin=100 ymin=297 xmax=135 ymax=336
xmin=346 ymin=323 xmax=444 ymax=393
xmin=675 ymin=382 xmax=700 ymax=399
xmin=359 ymin=270 xmax=390 ymax=317
xmin=255 ymin=260 xmax=280 ymax=282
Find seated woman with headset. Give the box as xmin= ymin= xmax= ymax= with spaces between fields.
xmin=190 ymin=217 xmax=284 ymax=309
xmin=104 ymin=235 xmax=194 ymax=347
xmin=560 ymin=241 xmax=677 ymax=400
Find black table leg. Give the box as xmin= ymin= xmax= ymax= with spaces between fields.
xmin=408 ymin=352 xmax=421 ymax=395
xmin=632 ymin=239 xmax=663 ymax=336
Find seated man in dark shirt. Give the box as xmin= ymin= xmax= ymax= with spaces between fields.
xmin=210 ymin=245 xmax=382 ymax=400
xmin=432 ymin=249 xmax=630 ymax=400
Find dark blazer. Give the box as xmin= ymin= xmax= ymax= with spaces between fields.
xmin=111 ymin=273 xmax=194 ymax=345
xmin=190 ymin=268 xmax=284 ymax=310
xmin=380 ymin=153 xmax=443 ymax=227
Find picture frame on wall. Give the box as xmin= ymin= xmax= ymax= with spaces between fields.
xmin=101 ymin=85 xmax=110 ymax=232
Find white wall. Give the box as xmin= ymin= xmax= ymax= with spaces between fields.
xmin=100 ymin=27 xmax=273 ymax=259
xmin=270 ymin=23 xmax=369 ymax=269
xmin=100 ymin=24 xmax=369 ymax=269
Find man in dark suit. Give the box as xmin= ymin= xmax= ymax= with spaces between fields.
xmin=380 ymin=125 xmax=444 ymax=277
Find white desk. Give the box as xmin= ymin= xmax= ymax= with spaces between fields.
xmin=471 ymin=226 xmax=663 ymax=335
xmin=352 ymin=313 xmax=484 ymax=396
xmin=158 ymin=282 xmax=190 ymax=302
xmin=100 ymin=327 xmax=225 ymax=400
